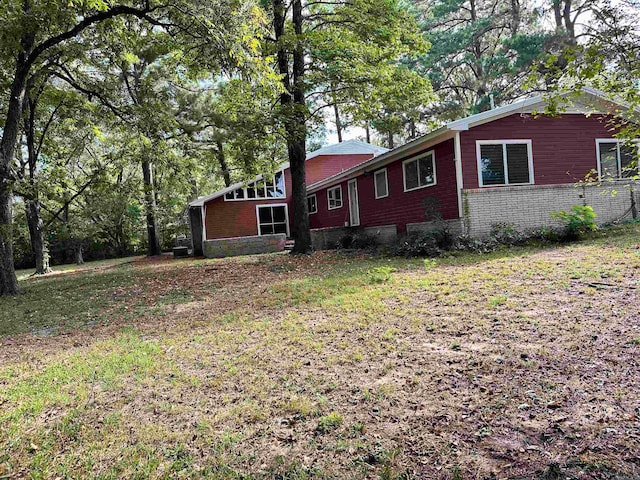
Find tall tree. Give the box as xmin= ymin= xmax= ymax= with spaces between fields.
xmin=414 ymin=0 xmax=549 ymax=118
xmin=266 ymin=0 xmax=432 ymax=253
xmin=0 ymin=0 xmax=168 ymax=295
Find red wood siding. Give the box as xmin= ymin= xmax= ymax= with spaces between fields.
xmin=310 ymin=139 xmax=459 ymax=233
xmin=204 ymin=172 xmax=293 ymax=240
xmin=305 ymin=154 xmax=374 ymax=185
xmin=460 ymin=113 xmax=619 ymax=189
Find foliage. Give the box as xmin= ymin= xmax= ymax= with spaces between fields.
xmin=412 ymin=0 xmax=550 ymax=121
xmin=316 ymin=412 xmax=343 ymax=433
xmin=337 ymin=232 xmax=378 ymax=250
xmin=367 ymin=266 xmax=397 ymax=284
xmin=391 ymin=228 xmax=454 ymax=258
xmin=551 ymin=205 xmax=598 ymax=239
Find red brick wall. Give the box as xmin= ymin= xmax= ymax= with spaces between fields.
xmin=310 ymin=138 xmax=459 ymax=233
xmin=460 ymin=113 xmax=619 ymax=189
xmin=204 ymin=172 xmax=293 ymax=240
xmin=203 ymin=153 xmax=375 ymax=239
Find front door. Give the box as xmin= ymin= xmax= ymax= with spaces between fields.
xmin=348 ymin=179 xmax=360 ymax=226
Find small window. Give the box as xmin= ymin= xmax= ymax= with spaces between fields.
xmin=597 ymin=139 xmax=639 ymax=179
xmin=274 ymin=171 xmax=285 ymax=197
xmin=307 ymin=194 xmax=318 ymax=214
xmin=257 ymin=205 xmax=288 ymax=236
xmin=374 ymin=169 xmax=388 ymax=199
xmin=403 ymin=152 xmax=436 ymax=192
xmin=327 ymin=186 xmax=343 ymax=210
xmin=477 ymin=141 xmax=533 ymax=187
xmin=225 ymin=191 xmax=234 ymax=200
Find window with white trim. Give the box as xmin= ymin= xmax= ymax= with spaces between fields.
xmin=257 ymin=205 xmax=288 ymax=235
xmin=327 ymin=186 xmax=343 ymax=210
xmin=307 ymin=194 xmax=318 ymax=214
xmin=477 ymin=140 xmax=533 ymax=186
xmin=225 ymin=171 xmax=285 ymax=201
xmin=597 ymin=139 xmax=639 ymax=179
xmin=403 ymin=152 xmax=436 ymax=192
xmin=374 ymin=169 xmax=388 ymax=199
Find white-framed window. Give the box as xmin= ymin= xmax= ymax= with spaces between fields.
xmin=327 ymin=186 xmax=343 ymax=210
xmin=256 ymin=204 xmax=289 ymax=236
xmin=225 ymin=171 xmax=286 ymax=201
xmin=476 ymin=140 xmax=534 ymax=187
xmin=307 ymin=194 xmax=318 ymax=214
xmin=403 ymin=151 xmax=436 ymax=192
xmin=596 ymin=139 xmax=639 ymax=179
xmin=374 ymin=168 xmax=389 ymax=199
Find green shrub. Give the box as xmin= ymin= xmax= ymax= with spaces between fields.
xmin=367 ymin=266 xmax=397 ymax=284
xmin=551 ymin=205 xmax=597 ymax=239
xmin=337 ymin=233 xmax=377 ymax=250
xmin=316 ymin=412 xmax=343 ymax=433
xmin=391 ymin=228 xmax=453 ymax=257
xmin=490 ymin=223 xmax=527 ymax=246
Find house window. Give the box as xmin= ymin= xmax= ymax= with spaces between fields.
xmin=327 ymin=186 xmax=343 ymax=210
xmin=403 ymin=151 xmax=436 ymax=192
xmin=307 ymin=194 xmax=318 ymax=214
xmin=477 ymin=140 xmax=533 ymax=187
xmin=374 ymin=169 xmax=388 ymax=199
xmin=257 ymin=205 xmax=288 ymax=236
xmin=597 ymin=139 xmax=639 ymax=179
xmin=224 ymin=171 xmax=286 ymax=201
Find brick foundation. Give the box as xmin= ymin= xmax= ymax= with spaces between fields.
xmin=463 ymin=181 xmax=639 ymax=237
xmin=202 ymin=234 xmax=286 ymax=258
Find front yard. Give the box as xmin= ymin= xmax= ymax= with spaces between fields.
xmin=1 ymin=226 xmax=639 ymax=479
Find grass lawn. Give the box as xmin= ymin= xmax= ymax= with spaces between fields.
xmin=1 ymin=227 xmax=639 ymax=479
xmin=15 ymin=256 xmax=141 ymax=282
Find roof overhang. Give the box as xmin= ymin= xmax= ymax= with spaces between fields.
xmin=308 ymin=127 xmax=454 ymax=193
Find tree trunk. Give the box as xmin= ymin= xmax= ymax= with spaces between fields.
xmin=365 ymin=123 xmax=371 ymax=144
xmin=216 ymin=140 xmax=232 ymax=187
xmin=290 ymin=0 xmax=311 ymax=253
xmin=0 ymin=189 xmax=20 ymax=295
xmin=0 ymin=46 xmax=32 ymax=295
xmin=75 ymin=242 xmax=84 ymax=265
xmin=387 ymin=131 xmax=394 ymax=149
xmin=141 ymin=158 xmax=161 ymax=256
xmin=273 ymin=0 xmax=312 ymax=254
xmin=26 ymin=200 xmax=51 ymax=274
xmin=334 ymin=102 xmax=343 ymax=143
xmin=23 ymin=89 xmax=51 ymax=275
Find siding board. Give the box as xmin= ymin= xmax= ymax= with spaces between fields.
xmin=310 ymin=138 xmax=459 ymax=233
xmin=461 ymin=113 xmax=620 ymax=189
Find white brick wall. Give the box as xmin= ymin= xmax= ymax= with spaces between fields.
xmin=463 ymin=181 xmax=639 ymax=237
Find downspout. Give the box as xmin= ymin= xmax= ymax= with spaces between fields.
xmin=454 ymin=131 xmax=464 ymax=219
xmin=201 ymin=204 xmax=207 ymax=244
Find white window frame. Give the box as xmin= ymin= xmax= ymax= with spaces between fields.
xmin=255 ymin=203 xmax=290 ymax=237
xmin=307 ymin=193 xmax=318 ymax=214
xmin=224 ymin=170 xmax=286 ymax=201
xmin=595 ymin=138 xmax=640 ymax=179
xmin=327 ymin=185 xmax=343 ymax=210
xmin=403 ymin=151 xmax=437 ymax=192
xmin=476 ymin=140 xmax=534 ymax=187
xmin=374 ymin=168 xmax=389 ymax=199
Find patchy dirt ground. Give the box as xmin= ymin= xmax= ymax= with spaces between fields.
xmin=1 ymin=230 xmax=639 ymax=479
